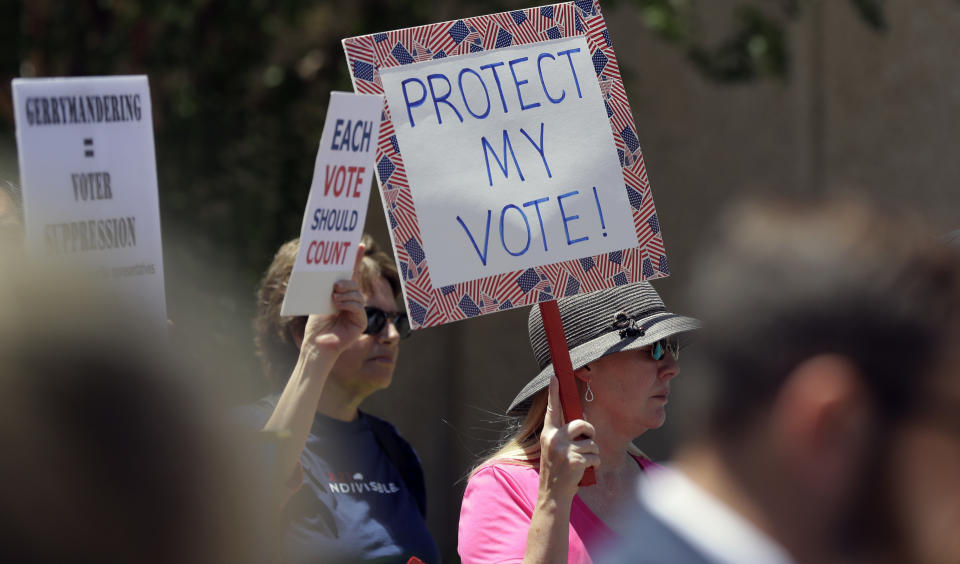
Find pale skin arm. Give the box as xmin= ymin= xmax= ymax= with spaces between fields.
xmin=524 ymin=376 xmax=600 ymax=564
xmin=262 ymin=243 xmax=367 ymax=489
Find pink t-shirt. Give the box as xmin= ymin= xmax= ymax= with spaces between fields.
xmin=458 ymin=456 xmax=657 ymax=564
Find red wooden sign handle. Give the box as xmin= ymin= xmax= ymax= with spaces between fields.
xmin=538 ymin=300 xmax=596 ymax=487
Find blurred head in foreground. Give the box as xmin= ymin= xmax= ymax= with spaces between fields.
xmin=888 ymin=229 xmax=960 ymax=564
xmin=0 ymin=265 xmax=255 ymax=564
xmin=676 ymin=197 xmax=960 ymax=563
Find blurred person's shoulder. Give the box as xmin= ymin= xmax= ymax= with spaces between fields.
xmin=600 ymin=467 xmax=715 ymax=564
xmin=599 ymin=501 xmax=712 ymax=564
xmin=605 ymin=467 xmax=793 ymax=564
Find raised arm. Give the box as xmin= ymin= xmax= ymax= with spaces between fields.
xmin=263 ymin=243 xmax=367 ymax=490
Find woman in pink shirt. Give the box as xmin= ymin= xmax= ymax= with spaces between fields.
xmin=458 ymin=282 xmax=699 ymax=563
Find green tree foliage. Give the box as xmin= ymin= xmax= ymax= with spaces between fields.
xmin=622 ymin=0 xmax=886 ymax=81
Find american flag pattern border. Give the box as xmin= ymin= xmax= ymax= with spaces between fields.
xmin=343 ymin=0 xmax=668 ymax=330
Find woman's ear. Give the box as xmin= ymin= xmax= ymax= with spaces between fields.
xmin=574 ymin=364 xmax=592 ymax=383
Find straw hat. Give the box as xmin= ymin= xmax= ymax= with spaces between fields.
xmin=507 ymin=282 xmax=701 ymax=415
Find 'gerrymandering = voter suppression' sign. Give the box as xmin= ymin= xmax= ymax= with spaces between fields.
xmin=12 ymin=75 xmax=167 ymax=328
xmin=344 ymin=1 xmax=667 ymax=330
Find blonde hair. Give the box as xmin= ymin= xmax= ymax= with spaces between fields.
xmin=470 ymin=386 xmax=647 ymax=478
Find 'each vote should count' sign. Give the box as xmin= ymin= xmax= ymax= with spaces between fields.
xmin=343 ymin=1 xmax=668 ymax=330
xmin=281 ymin=92 xmax=384 ymax=317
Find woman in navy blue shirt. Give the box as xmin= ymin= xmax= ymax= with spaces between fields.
xmin=244 ymin=234 xmax=438 ymax=564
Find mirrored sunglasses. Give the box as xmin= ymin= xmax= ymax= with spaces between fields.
xmin=648 ymin=336 xmax=681 ymax=361
xmin=364 ymin=306 xmax=411 ymax=339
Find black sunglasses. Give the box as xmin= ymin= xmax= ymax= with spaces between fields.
xmin=364 ymin=306 xmax=411 ymax=339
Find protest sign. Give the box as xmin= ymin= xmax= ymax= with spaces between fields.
xmin=281 ymin=92 xmax=384 ymax=316
xmin=344 ymin=1 xmax=668 ymax=330
xmin=12 ymin=75 xmax=167 ymax=326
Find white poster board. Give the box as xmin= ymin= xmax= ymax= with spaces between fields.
xmin=378 ymin=35 xmax=635 ymax=287
xmin=281 ymin=92 xmax=384 ymax=316
xmin=12 ymin=75 xmax=167 ymax=326
xmin=344 ymin=2 xmax=670 ymax=329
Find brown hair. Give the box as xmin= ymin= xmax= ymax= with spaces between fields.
xmin=253 ymin=233 xmax=401 ymax=390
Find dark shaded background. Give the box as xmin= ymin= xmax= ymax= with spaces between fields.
xmin=2 ymin=1 xmax=958 ymax=560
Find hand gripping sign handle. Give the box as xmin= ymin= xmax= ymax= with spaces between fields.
xmin=538 ymin=299 xmax=597 ymax=487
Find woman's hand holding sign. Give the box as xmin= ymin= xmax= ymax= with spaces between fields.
xmin=524 ymin=375 xmax=599 ymax=563
xmin=539 ymin=375 xmax=600 ymax=497
xmin=300 ymin=243 xmax=367 ymax=362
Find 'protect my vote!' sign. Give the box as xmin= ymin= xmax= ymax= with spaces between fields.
xmin=12 ymin=75 xmax=167 ymax=326
xmin=344 ymin=1 xmax=668 ymax=330
xmin=281 ymin=92 xmax=384 ymax=316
